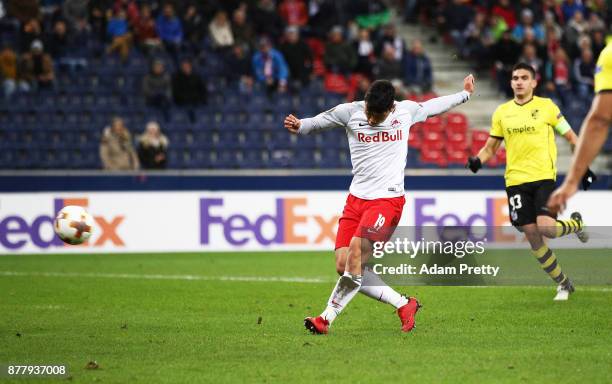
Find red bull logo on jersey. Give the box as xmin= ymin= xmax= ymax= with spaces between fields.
xmin=357 ymin=130 xmax=403 ymax=143
xmin=0 ymin=197 xmax=125 ymax=250
xmin=200 ymin=198 xmax=338 ymax=246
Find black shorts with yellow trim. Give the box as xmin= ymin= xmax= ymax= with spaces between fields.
xmin=505 ymin=179 xmax=557 ymax=227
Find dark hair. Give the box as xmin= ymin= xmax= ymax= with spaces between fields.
xmin=512 ymin=62 xmax=536 ymax=79
xmin=365 ymin=80 xmax=395 ymax=113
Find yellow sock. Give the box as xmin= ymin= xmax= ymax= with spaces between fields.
xmin=555 ymin=219 xmax=583 ymax=237
xmin=531 ymin=245 xmax=567 ymax=284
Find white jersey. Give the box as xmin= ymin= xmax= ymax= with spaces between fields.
xmin=298 ymin=91 xmax=470 ymax=200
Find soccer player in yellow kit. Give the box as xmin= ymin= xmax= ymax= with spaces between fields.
xmin=548 ymin=43 xmax=612 ymax=213
xmin=466 ymin=63 xmax=595 ymax=301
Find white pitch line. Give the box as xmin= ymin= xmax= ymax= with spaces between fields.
xmin=0 ymin=271 xmax=610 ymax=292
xmin=0 ymin=271 xmax=332 ymax=284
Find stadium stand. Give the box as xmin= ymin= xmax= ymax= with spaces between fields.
xmin=0 ymin=0 xmax=608 ymax=170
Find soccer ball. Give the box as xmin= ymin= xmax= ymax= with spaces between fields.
xmin=54 ymin=205 xmax=94 ymax=245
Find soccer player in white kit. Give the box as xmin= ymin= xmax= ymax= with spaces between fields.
xmin=284 ymin=76 xmax=475 ymax=334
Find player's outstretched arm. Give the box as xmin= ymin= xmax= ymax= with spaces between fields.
xmin=419 ymin=74 xmax=474 ymax=118
xmin=548 ymin=92 xmax=612 ymax=213
xmin=285 ymin=103 xmax=353 ymax=135
xmin=466 ymin=137 xmax=501 ymax=173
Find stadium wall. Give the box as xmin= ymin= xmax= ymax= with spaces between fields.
xmin=2 ymin=188 xmax=611 ymax=254
xmin=0 ymin=172 xmax=610 ymax=192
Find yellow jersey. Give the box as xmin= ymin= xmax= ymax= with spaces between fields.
xmin=490 ymin=96 xmax=571 ymax=187
xmin=595 ymin=43 xmax=612 ymax=93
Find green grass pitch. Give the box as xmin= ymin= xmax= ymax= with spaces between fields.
xmin=0 ymin=251 xmax=611 ymax=383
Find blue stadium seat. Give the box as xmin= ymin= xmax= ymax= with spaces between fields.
xmin=240 ymin=150 xmax=264 ymax=168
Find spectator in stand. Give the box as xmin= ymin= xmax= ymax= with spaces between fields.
xmin=20 ymin=18 xmax=42 ymax=53
xmin=561 ymin=0 xmax=586 ymax=22
xmin=227 ymin=43 xmax=254 ymax=93
xmin=252 ymin=37 xmax=289 ymax=95
xmin=587 ymin=13 xmax=605 ymax=33
xmin=208 ymin=10 xmax=234 ymax=51
xmin=156 ymin=3 xmax=183 ymax=61
xmin=463 ymin=12 xmax=494 ymax=66
xmin=19 ymin=40 xmax=54 ymax=90
xmin=172 ymin=58 xmax=206 ymax=109
xmin=100 ymin=116 xmax=140 ymax=171
xmin=573 ymin=48 xmax=595 ymax=98
xmin=142 ymin=59 xmax=172 ymax=120
xmin=323 ymin=26 xmax=356 ymax=75
xmin=512 ymin=9 xmax=545 ymax=44
xmin=279 ymin=26 xmax=312 ymax=88
xmin=353 ymin=0 xmax=390 ymax=29
xmin=591 ymin=29 xmax=606 ymax=58
xmin=519 ymin=43 xmax=543 ymax=81
xmin=544 ymin=48 xmax=571 ymax=106
xmin=523 ymin=29 xmax=547 ymax=62
xmin=308 ymin=0 xmax=339 ymax=39
xmin=516 ymin=0 xmax=542 ymax=23
xmin=250 ymin=0 xmax=285 ymax=41
xmin=89 ymin=0 xmax=110 ymax=44
xmin=492 ymin=0 xmax=517 ymax=29
xmin=278 ymin=0 xmax=308 ymax=27
xmin=492 ymin=30 xmax=521 ymax=96
xmin=542 ymin=0 xmax=564 ymax=24
xmin=488 ymin=14 xmax=509 ymax=42
xmin=374 ymin=45 xmax=402 ymax=83
xmin=353 ymin=28 xmax=375 ymax=77
xmin=376 ymin=24 xmax=406 ymax=62
xmin=353 ymin=76 xmax=371 ymax=101
xmin=114 ymin=0 xmax=139 ymax=27
xmin=0 ymin=43 xmax=29 ymax=98
xmin=232 ymin=7 xmax=255 ymax=49
xmin=438 ymin=0 xmax=474 ymax=56
xmin=563 ymin=10 xmax=589 ymax=55
xmin=62 ymin=0 xmax=89 ymax=29
xmin=106 ymin=9 xmax=131 ymax=62
xmin=134 ymin=4 xmax=161 ymax=54
xmin=545 ymin=23 xmax=562 ymax=63
xmin=403 ymin=39 xmax=432 ymax=93
xmin=137 ymin=121 xmax=169 ymax=170
xmin=182 ymin=5 xmax=204 ymax=53
xmin=543 ymin=11 xmax=563 ymax=44
xmin=45 ymin=20 xmax=69 ymax=59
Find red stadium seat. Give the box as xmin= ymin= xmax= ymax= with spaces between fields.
xmin=324 ymin=73 xmax=350 ymax=94
xmin=422 ymin=133 xmax=445 ymax=151
xmin=445 ymin=112 xmax=468 ymax=129
xmin=411 ymin=122 xmax=424 ymax=132
xmin=419 ymin=147 xmax=448 ymax=167
xmin=447 ymin=138 xmax=468 ymax=152
xmin=406 ymin=93 xmax=418 ymax=102
xmin=471 ymin=129 xmax=489 ymax=147
xmin=306 ymin=38 xmax=325 ymax=58
xmin=422 ymin=116 xmax=444 ymax=133
xmin=447 ymin=149 xmax=468 ymax=165
xmin=496 ymin=147 xmax=507 ymax=164
xmin=408 ymin=129 xmax=422 ymax=149
xmin=412 ymin=92 xmax=438 ymax=103
xmin=313 ymin=58 xmax=326 ymax=76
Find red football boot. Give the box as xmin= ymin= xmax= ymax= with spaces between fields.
xmin=304 ymin=316 xmax=329 ymax=334
xmin=397 ymin=297 xmax=421 ymax=332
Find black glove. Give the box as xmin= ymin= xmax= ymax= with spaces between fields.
xmin=466 ymin=156 xmax=482 ymax=173
xmin=581 ymin=168 xmax=597 ymax=190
